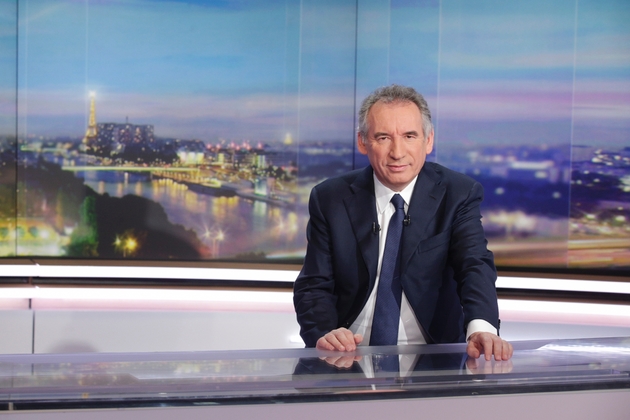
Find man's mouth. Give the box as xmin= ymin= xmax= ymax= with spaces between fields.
xmin=387 ymin=164 xmax=407 ymax=171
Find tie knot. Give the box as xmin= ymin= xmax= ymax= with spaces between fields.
xmin=390 ymin=194 xmax=404 ymax=210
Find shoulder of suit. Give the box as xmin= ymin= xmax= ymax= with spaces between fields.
xmin=423 ymin=161 xmax=478 ymax=188
xmin=313 ymin=167 xmax=369 ymax=192
xmin=422 ymin=162 xmax=483 ymax=195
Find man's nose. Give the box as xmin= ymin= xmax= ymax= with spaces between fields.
xmin=389 ymin=137 xmax=405 ymax=159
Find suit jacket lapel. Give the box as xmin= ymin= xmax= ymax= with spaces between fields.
xmin=400 ymin=164 xmax=446 ymax=272
xmin=344 ymin=167 xmax=379 ymax=289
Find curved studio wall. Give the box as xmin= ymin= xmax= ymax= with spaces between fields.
xmin=0 ymin=0 xmax=629 ymax=277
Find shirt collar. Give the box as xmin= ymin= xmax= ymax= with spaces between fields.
xmin=373 ymin=175 xmax=418 ymax=214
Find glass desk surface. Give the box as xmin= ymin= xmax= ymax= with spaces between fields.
xmin=1 ymin=336 xmax=629 ymax=411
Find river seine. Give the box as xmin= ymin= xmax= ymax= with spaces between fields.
xmin=79 ymin=170 xmax=306 ymax=260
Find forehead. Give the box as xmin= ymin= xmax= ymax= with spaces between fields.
xmin=367 ymin=100 xmax=422 ymax=129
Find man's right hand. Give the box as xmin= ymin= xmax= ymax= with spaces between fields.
xmin=316 ymin=328 xmax=363 ymax=351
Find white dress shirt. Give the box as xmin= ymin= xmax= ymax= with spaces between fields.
xmin=349 ymin=174 xmax=496 ymax=345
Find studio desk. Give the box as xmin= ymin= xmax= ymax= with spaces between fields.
xmin=1 ymin=337 xmax=629 ymax=419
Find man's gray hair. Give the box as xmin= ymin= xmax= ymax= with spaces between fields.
xmin=358 ymin=84 xmax=433 ymax=142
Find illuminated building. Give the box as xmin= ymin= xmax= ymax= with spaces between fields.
xmin=98 ymin=123 xmax=155 ymax=156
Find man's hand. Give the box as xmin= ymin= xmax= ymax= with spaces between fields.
xmin=319 ymin=354 xmax=363 ymax=369
xmin=466 ymin=356 xmax=513 ymax=374
xmin=316 ymin=328 xmax=363 ymax=351
xmin=466 ymin=332 xmax=513 ymax=361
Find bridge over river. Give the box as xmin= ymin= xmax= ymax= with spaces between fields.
xmin=62 ymin=166 xmax=199 ymax=173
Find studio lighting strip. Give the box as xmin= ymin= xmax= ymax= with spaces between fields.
xmin=1 ymin=263 xmax=298 ymax=283
xmin=2 ymin=263 xmax=630 ymax=295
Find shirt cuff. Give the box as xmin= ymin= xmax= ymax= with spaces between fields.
xmin=465 ymin=319 xmax=497 ymax=341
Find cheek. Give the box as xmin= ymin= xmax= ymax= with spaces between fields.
xmin=368 ymin=149 xmax=387 ymax=162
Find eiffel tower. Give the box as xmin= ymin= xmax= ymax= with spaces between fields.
xmin=83 ymin=91 xmax=98 ymax=146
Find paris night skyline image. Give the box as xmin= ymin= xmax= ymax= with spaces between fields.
xmin=1 ymin=0 xmax=628 ymax=272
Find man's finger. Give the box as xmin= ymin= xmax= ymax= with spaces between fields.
xmin=335 ymin=330 xmax=355 ymax=350
xmin=492 ymin=338 xmax=503 ymax=361
xmin=474 ymin=333 xmax=493 ymax=361
xmin=466 ymin=340 xmax=481 ymax=359
xmin=326 ymin=332 xmax=347 ymax=351
xmin=316 ymin=336 xmax=334 ymax=351
xmin=332 ymin=328 xmax=359 ymax=351
xmin=486 ymin=336 xmax=498 ymax=360
xmin=502 ymin=340 xmax=514 ymax=360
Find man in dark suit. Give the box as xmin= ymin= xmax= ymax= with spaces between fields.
xmin=293 ymin=84 xmax=512 ymax=361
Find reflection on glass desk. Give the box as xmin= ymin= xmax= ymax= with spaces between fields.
xmin=1 ymin=337 xmax=629 ymax=411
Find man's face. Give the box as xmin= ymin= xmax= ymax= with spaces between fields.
xmin=357 ymin=100 xmax=434 ymax=192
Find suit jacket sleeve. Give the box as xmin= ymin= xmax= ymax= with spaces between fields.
xmin=293 ymin=185 xmax=340 ymax=347
xmin=447 ymin=180 xmax=499 ymax=335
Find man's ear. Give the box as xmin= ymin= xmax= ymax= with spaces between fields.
xmin=425 ymin=129 xmax=434 ymax=154
xmin=357 ymin=133 xmax=368 ymax=155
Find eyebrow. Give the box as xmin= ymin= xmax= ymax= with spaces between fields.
xmin=372 ymin=131 xmax=420 ymax=137
xmin=373 ymin=130 xmax=420 ymax=138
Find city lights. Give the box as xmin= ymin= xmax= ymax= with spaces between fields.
xmin=114 ymin=232 xmax=140 ymax=258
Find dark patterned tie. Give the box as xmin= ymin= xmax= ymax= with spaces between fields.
xmin=370 ymin=193 xmax=405 ymax=346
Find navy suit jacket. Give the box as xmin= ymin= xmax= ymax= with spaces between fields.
xmin=293 ymin=162 xmax=499 ymax=347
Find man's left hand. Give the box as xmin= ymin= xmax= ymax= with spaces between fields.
xmin=466 ymin=332 xmax=513 ymax=361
